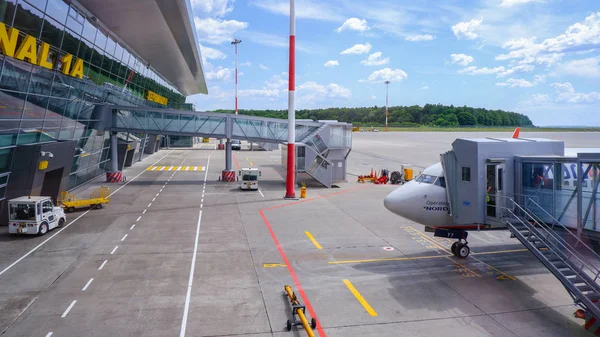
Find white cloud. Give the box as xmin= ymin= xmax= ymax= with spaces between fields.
xmin=557 ymin=57 xmax=600 ymax=78
xmin=191 ymin=0 xmax=234 ymax=17
xmin=451 ymin=18 xmax=483 ymax=40
xmin=199 ymin=44 xmax=226 ymax=64
xmin=340 ymin=42 xmax=372 ymax=55
xmin=324 ymin=60 xmax=340 ymax=67
xmin=194 ymin=17 xmax=248 ymax=44
xmin=495 ymin=12 xmax=600 ymax=65
xmin=495 ymin=78 xmax=534 ymax=88
xmin=336 ymin=18 xmax=370 ymax=32
xmin=360 ymin=52 xmax=389 ymax=66
xmin=361 ymin=68 xmax=408 ymax=83
xmin=420 ymin=86 xmax=429 ymax=90
xmin=239 ymin=88 xmax=280 ymax=98
xmin=405 ymin=34 xmax=436 ymax=42
xmin=259 ymin=64 xmax=269 ymax=70
xmin=205 ymin=66 xmax=233 ymax=81
xmin=450 ymin=53 xmax=474 ymax=66
xmin=500 ymin=0 xmax=546 ymax=7
xmin=497 ymin=64 xmax=535 ymax=77
xmin=242 ymin=31 xmax=314 ymax=53
xmin=531 ymin=93 xmax=551 ymax=104
xmin=238 ymin=71 xmax=244 ymax=76
xmin=252 ymin=0 xmax=344 ymax=22
xmin=240 ymin=61 xmax=252 ymax=66
xmin=550 ymin=82 xmax=600 ymax=103
xmin=458 ymin=66 xmax=506 ymax=75
xmin=371 ymin=95 xmax=377 ymax=99
xmin=265 ymin=72 xmax=288 ymax=90
xmin=297 ymin=81 xmax=352 ymax=100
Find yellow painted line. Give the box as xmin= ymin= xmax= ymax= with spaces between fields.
xmin=446 ymin=256 xmax=481 ymax=277
xmin=329 ymin=254 xmax=450 ymax=265
xmin=146 ymin=166 xmax=153 ymax=171
xmin=343 ymin=279 xmax=378 ymax=316
xmin=168 ymin=166 xmax=174 ymax=171
xmin=472 ymin=248 xmax=529 ymax=256
xmin=159 ymin=166 xmax=165 ymax=171
xmin=193 ymin=166 xmax=198 ymax=171
xmin=305 ymin=231 xmax=322 ymax=250
xmin=263 ymin=263 xmax=286 ymax=268
xmin=151 ymin=166 xmax=158 ymax=171
xmin=176 ymin=166 xmax=182 ymax=171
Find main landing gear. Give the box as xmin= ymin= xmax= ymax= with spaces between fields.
xmin=434 ymin=228 xmax=470 ymax=258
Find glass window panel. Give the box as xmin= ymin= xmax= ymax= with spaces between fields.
xmin=24 ymin=0 xmax=47 ymax=11
xmin=81 ymin=18 xmax=96 ymax=44
xmin=0 ymin=90 xmax=26 ymax=119
xmin=88 ymin=150 xmax=101 ymax=167
xmin=60 ymin=29 xmax=80 ymax=56
xmin=0 ymin=121 xmax=19 ymax=146
xmin=0 ymin=148 xmax=14 ymax=173
xmin=41 ymin=118 xmax=60 ymax=139
xmin=58 ymin=117 xmax=75 ymax=139
xmin=45 ymin=0 xmax=68 ymax=25
xmin=17 ymin=121 xmax=43 ymax=144
xmin=78 ymin=39 xmax=93 ymax=62
xmin=13 ymin=1 xmax=44 ymax=37
xmin=40 ymin=19 xmax=63 ymax=53
xmin=1 ymin=0 xmax=17 ymax=25
xmin=95 ymin=29 xmax=107 ymax=51
xmin=105 ymin=37 xmax=116 ymax=58
xmin=65 ymin=6 xmax=83 ymax=35
xmin=22 ymin=97 xmax=49 ymax=119
xmin=114 ymin=43 xmax=124 ymax=62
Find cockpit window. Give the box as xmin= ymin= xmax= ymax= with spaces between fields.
xmin=435 ymin=177 xmax=446 ymax=188
xmin=416 ymin=174 xmax=437 ymax=184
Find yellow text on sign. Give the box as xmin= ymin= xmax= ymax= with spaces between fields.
xmin=146 ymin=90 xmax=168 ymax=105
xmin=38 ymin=160 xmax=48 ymax=170
xmin=0 ymin=22 xmax=84 ymax=79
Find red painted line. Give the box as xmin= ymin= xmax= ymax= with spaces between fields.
xmin=259 ymin=185 xmax=369 ymax=336
xmin=232 ymin=154 xmax=241 ymax=170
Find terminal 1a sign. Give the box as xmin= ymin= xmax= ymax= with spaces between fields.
xmin=0 ymin=22 xmax=84 ymax=79
xmin=146 ymin=90 xmax=168 ymax=105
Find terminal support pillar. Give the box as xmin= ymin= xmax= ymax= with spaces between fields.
xmin=138 ymin=133 xmax=146 ymax=162
xmin=225 ymin=139 xmax=232 ymax=170
xmin=107 ymin=132 xmax=123 ymax=183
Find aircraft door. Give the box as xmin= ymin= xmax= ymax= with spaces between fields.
xmin=486 ymin=163 xmax=506 ymax=219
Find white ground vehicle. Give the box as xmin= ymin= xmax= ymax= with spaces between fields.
xmin=239 ymin=168 xmax=261 ymax=190
xmin=8 ymin=196 xmax=66 ymax=236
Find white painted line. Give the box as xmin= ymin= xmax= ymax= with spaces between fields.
xmin=111 ymin=246 xmax=119 ymax=255
xmin=159 ymin=167 xmax=165 ymax=171
xmin=142 ymin=209 xmax=147 ymax=214
xmin=82 ymin=278 xmax=94 ymax=291
xmin=168 ymin=167 xmax=174 ymax=171
xmin=152 ymin=197 xmax=156 ymax=202
xmin=121 ymin=234 xmax=128 ymax=241
xmin=185 ymin=167 xmax=190 ymax=171
xmin=0 ymin=150 xmax=175 ymax=278
xmin=130 ymin=224 xmax=135 ymax=230
xmin=201 ymin=198 xmax=203 ymax=203
xmin=259 ymin=189 xmax=265 ymax=198
xmin=98 ymin=260 xmax=107 ymax=270
xmin=156 ymin=193 xmax=160 ymax=196
xmin=61 ymin=300 xmax=77 ymax=318
xmin=202 ymin=167 xmax=205 ymax=171
xmin=148 ymin=203 xmax=152 ymax=208
xmin=136 ymin=216 xmax=142 ymax=222
xmin=194 ymin=166 xmax=198 ymax=171
xmin=151 ymin=167 xmax=158 ymax=171
xmin=180 ymin=149 xmax=213 ymax=337
xmin=45 ymin=332 xmax=53 ymax=337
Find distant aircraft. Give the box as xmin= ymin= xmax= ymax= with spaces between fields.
xmin=382 ymin=128 xmax=597 ymax=258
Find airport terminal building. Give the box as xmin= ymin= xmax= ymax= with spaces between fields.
xmin=0 ymin=0 xmax=206 ymax=221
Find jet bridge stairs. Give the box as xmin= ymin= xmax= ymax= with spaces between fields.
xmin=506 ymin=198 xmax=600 ymax=335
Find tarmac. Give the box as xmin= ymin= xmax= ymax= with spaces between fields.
xmin=1 ymin=131 xmax=598 ymax=337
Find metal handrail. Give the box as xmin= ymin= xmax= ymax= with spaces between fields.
xmin=526 ymin=198 xmax=600 ymax=265
xmin=509 ymin=198 xmax=600 ymax=283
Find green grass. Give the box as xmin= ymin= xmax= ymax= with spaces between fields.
xmin=361 ymin=126 xmax=600 ymax=132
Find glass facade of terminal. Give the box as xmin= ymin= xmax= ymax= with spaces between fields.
xmin=0 ymin=0 xmax=187 ymax=200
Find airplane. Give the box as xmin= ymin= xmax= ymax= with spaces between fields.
xmin=382 ymin=127 xmax=599 ymax=259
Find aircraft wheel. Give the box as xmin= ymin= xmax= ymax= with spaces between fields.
xmin=451 ymin=242 xmax=458 ymax=256
xmin=456 ymin=244 xmax=470 ymax=258
xmin=286 ymin=320 xmax=292 ymax=331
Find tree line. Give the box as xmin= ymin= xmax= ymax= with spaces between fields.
xmin=212 ymin=104 xmax=534 ymax=127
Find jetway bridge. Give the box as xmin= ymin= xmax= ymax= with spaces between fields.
xmin=92 ymin=105 xmax=352 ymax=188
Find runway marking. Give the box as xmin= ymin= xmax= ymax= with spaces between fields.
xmin=121 ymin=234 xmax=128 ymax=241
xmin=0 ymin=151 xmax=175 ymax=278
xmin=152 ymin=197 xmax=156 ymax=202
xmin=111 ymin=246 xmax=119 ymax=255
xmin=45 ymin=332 xmax=53 ymax=337
xmin=82 ymin=278 xmax=94 ymax=291
xmin=201 ymin=198 xmax=204 ymax=203
xmin=305 ymin=231 xmax=323 ymax=250
xmin=263 ymin=263 xmax=286 ymax=268
xmin=180 ymin=149 xmax=214 ymax=337
xmin=407 ymin=226 xmax=516 ymax=281
xmin=136 ymin=216 xmax=142 ymax=222
xmin=343 ymin=279 xmax=378 ymax=316
xmin=98 ymin=260 xmax=107 ymax=270
xmin=259 ymin=189 xmax=264 ymax=198
xmin=329 ymin=254 xmax=451 ymax=264
xmin=147 ymin=203 xmax=152 ymax=208
xmin=130 ymin=224 xmax=135 ymax=230
xmin=61 ymin=300 xmax=77 ymax=318
xmin=142 ymin=209 xmax=147 ymax=214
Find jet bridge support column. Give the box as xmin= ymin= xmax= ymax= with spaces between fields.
xmin=106 ymin=132 xmax=123 ymax=183
xmin=221 ymin=139 xmax=235 ymax=182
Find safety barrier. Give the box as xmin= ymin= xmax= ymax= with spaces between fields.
xmin=221 ymin=170 xmax=235 ymax=182
xmin=106 ymin=171 xmax=123 ymax=183
xmin=283 ymin=285 xmax=316 ymax=336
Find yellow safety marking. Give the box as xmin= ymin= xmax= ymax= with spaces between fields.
xmin=305 ymin=231 xmax=322 ymax=250
xmin=329 ymin=254 xmax=451 ymax=264
xmin=193 ymin=166 xmax=198 ymax=171
xmin=446 ymin=256 xmax=481 ymax=278
xmin=263 ymin=263 xmax=286 ymax=268
xmin=168 ymin=166 xmax=174 ymax=171
xmin=151 ymin=166 xmax=158 ymax=171
xmin=472 ymin=248 xmax=530 ymax=256
xmin=246 ymin=157 xmax=254 ymax=166
xmin=176 ymin=166 xmax=182 ymax=171
xmin=343 ymin=279 xmax=378 ymax=316
xmin=159 ymin=166 xmax=165 ymax=171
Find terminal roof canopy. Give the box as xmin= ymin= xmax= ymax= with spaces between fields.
xmin=77 ymin=0 xmax=207 ymax=96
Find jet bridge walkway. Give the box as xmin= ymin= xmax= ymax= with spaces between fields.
xmin=92 ymin=105 xmax=352 ymax=187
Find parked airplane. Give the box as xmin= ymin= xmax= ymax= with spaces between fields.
xmin=382 ymin=128 xmax=598 ymax=258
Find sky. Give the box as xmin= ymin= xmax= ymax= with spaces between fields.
xmin=185 ymin=0 xmax=600 ymax=127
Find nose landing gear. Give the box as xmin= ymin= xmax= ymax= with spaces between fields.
xmin=434 ymin=228 xmax=470 ymax=258
xmin=451 ymin=239 xmax=470 ymax=258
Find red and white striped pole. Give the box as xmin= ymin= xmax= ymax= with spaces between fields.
xmin=385 ymin=80 xmax=390 ymax=132
xmin=232 ymin=38 xmax=242 ymax=115
xmin=285 ymin=0 xmax=296 ymax=199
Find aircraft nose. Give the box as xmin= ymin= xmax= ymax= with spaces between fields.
xmin=383 ymin=188 xmax=407 ymax=215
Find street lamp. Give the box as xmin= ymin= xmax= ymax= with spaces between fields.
xmin=285 ymin=0 xmax=296 ymax=199
xmin=385 ymin=80 xmax=390 ymax=132
xmin=231 ymin=38 xmax=242 ymax=115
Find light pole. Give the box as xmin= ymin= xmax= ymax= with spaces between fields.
xmin=285 ymin=0 xmax=296 ymax=199
xmin=231 ymin=38 xmax=242 ymax=115
xmin=385 ymin=80 xmax=390 ymax=132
